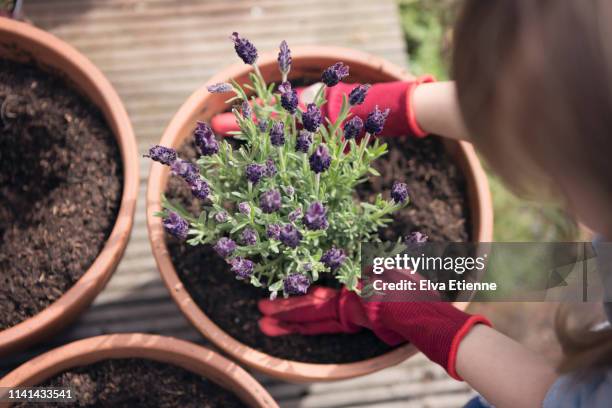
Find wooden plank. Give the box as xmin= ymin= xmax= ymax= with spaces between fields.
xmin=28 ymin=1 xmax=397 ymax=27
xmin=281 ymin=378 xmax=472 ymax=408
xmin=362 ymin=393 xmax=478 ymax=408
xmin=26 ymin=0 xmax=393 ymax=15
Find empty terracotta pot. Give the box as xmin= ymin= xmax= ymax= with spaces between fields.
xmin=147 ymin=46 xmax=494 ymax=382
xmin=0 ymin=19 xmax=138 ymax=355
xmin=0 ymin=333 xmax=278 ymax=407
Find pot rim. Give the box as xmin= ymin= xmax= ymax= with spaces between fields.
xmin=0 ymin=19 xmax=139 ymax=354
xmin=0 ymin=333 xmax=278 ymax=408
xmin=147 ymin=46 xmax=493 ymax=382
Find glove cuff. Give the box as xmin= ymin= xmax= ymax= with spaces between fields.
xmin=446 ymin=314 xmax=492 ymax=380
xmin=406 ymin=75 xmax=436 ymax=138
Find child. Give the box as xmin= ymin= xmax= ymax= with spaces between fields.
xmin=216 ymin=2 xmax=612 ymax=406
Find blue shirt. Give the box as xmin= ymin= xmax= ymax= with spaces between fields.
xmin=467 ymin=238 xmax=612 ymax=408
xmin=543 ymin=238 xmax=612 ymax=408
xmin=543 ymin=372 xmax=612 ymax=408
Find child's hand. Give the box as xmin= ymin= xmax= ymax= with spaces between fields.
xmin=258 ymin=271 xmax=490 ymax=380
xmin=211 ymin=76 xmax=435 ymax=138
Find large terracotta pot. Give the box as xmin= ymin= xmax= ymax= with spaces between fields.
xmin=0 ymin=334 xmax=278 ymax=408
xmin=147 ymin=46 xmax=494 ymax=382
xmin=0 ymin=19 xmax=138 ymax=355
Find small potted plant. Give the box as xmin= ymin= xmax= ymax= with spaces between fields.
xmin=0 ymin=19 xmax=138 ymax=355
xmin=147 ymin=35 xmax=492 ymax=382
xmin=0 ymin=334 xmax=278 ymax=407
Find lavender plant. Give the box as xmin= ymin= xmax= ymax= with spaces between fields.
xmin=148 ymin=34 xmax=409 ymax=299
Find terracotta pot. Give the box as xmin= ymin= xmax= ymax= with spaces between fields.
xmin=0 ymin=334 xmax=278 ymax=408
xmin=0 ymin=19 xmax=138 ymax=355
xmin=147 ymin=46 xmax=494 ymax=382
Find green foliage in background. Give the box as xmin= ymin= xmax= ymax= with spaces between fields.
xmin=398 ymin=0 xmax=456 ymax=80
xmin=397 ymin=0 xmax=577 ymax=242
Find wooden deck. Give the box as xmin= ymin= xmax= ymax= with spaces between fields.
xmin=2 ymin=1 xmax=475 ymax=406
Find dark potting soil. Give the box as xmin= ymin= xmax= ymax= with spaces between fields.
xmin=0 ymin=59 xmax=122 ymax=329
xmin=359 ymin=136 xmax=470 ymax=242
xmin=165 ymin=135 xmax=469 ymax=364
xmin=16 ymin=358 xmax=246 ymax=408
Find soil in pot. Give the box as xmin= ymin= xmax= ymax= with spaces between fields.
xmin=0 ymin=59 xmax=122 ymax=330
xmin=14 ymin=358 xmax=246 ymax=408
xmin=165 ymin=135 xmax=469 ymax=364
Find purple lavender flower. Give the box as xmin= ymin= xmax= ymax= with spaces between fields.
xmin=194 ymin=121 xmax=219 ymax=156
xmin=288 ymin=207 xmax=302 ymax=223
xmin=343 ymin=116 xmax=364 ymax=140
xmin=321 ymin=247 xmax=346 ymax=271
xmin=284 ymin=273 xmax=310 ymax=295
xmin=303 ymin=201 xmax=328 ymax=230
xmin=364 ymin=105 xmax=390 ymax=135
xmin=258 ymin=119 xmax=269 ymax=132
xmin=260 ymin=189 xmax=281 ymax=214
xmin=309 ymin=144 xmax=331 ymax=173
xmin=266 ymin=224 xmax=281 ymax=240
xmin=238 ymin=202 xmax=251 ymax=215
xmin=245 ymin=163 xmax=265 ymax=184
xmin=207 ymin=82 xmax=233 ymax=93
xmin=405 ymin=231 xmax=428 ymax=248
xmin=295 ymin=130 xmax=313 ymax=153
xmin=230 ymin=257 xmax=255 ymax=280
xmin=302 ymin=103 xmax=322 ymax=132
xmin=190 ymin=178 xmax=210 ymax=200
xmin=321 ymin=62 xmax=350 ymax=87
xmin=163 ymin=211 xmax=189 ymax=240
xmin=284 ymin=186 xmax=295 ymax=197
xmin=145 ymin=145 xmax=176 ymax=166
xmin=215 ymin=211 xmax=228 ymax=223
xmin=171 ymin=160 xmax=199 ymax=183
xmin=214 ymin=237 xmax=237 ymax=258
xmin=241 ymin=100 xmax=253 ymax=119
xmin=241 ymin=227 xmax=258 ymax=245
xmin=265 ymin=158 xmax=277 ymax=177
xmin=278 ymin=82 xmax=299 ymax=115
xmin=269 ymin=121 xmax=286 ymax=146
xmin=391 ymin=181 xmax=409 ymax=203
xmin=280 ymin=224 xmax=302 ymax=248
xmin=278 ymin=40 xmax=292 ymax=74
xmin=348 ymin=84 xmax=371 ymax=106
xmin=278 ymin=82 xmax=298 ymax=114
xmin=230 ymin=32 xmax=258 ymax=65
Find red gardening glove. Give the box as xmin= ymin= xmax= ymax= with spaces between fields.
xmin=322 ymin=75 xmax=435 ymax=138
xmin=211 ymin=76 xmax=435 ymax=138
xmin=258 ymin=273 xmax=490 ymax=380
